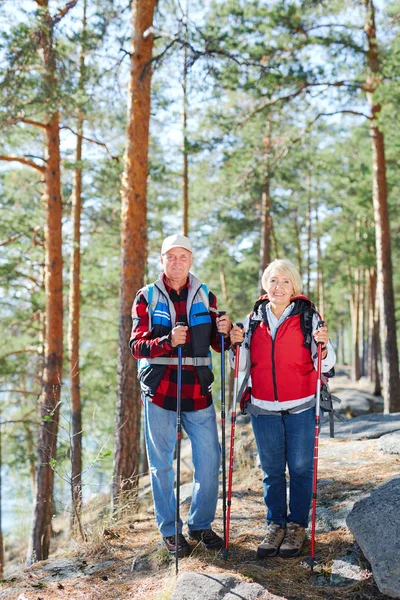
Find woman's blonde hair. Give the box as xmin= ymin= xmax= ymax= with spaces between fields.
xmin=261 ymin=259 xmax=302 ymax=297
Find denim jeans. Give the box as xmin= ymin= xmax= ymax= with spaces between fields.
xmin=144 ymin=400 xmax=221 ymax=537
xmin=250 ymin=408 xmax=315 ymax=528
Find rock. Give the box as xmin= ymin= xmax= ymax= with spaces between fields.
xmin=179 ymin=482 xmax=193 ymax=506
xmin=316 ymin=499 xmax=359 ymax=533
xmin=331 ymin=387 xmax=383 ymax=417
xmin=41 ymin=558 xmax=87 ymax=580
xmin=169 ymin=572 xmax=267 ymax=600
xmin=346 ymin=475 xmax=400 ymax=598
xmin=329 ymin=553 xmax=372 ymax=586
xmin=321 ymin=413 xmax=400 ymax=440
xmin=378 ymin=431 xmax=400 ymax=455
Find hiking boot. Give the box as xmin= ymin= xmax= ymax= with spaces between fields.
xmin=163 ymin=534 xmax=191 ymax=558
xmin=257 ymin=523 xmax=286 ymax=558
xmin=278 ymin=522 xmax=306 ymax=558
xmin=188 ymin=528 xmax=224 ymax=550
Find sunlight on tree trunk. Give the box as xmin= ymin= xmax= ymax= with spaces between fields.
xmin=114 ymin=0 xmax=157 ymax=510
xmin=365 ymin=0 xmax=400 ymax=412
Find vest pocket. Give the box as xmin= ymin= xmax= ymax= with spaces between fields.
xmin=138 ymin=364 xmax=166 ymax=397
xmin=196 ymin=366 xmax=215 ymax=396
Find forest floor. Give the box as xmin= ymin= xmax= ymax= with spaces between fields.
xmin=1 ymin=369 xmax=399 ymax=600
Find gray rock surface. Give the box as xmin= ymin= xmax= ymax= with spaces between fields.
xmin=330 ymin=386 xmax=383 ymax=417
xmin=378 ymin=431 xmax=400 ymax=455
xmin=321 ymin=412 xmax=400 ymax=440
xmin=329 ymin=553 xmax=372 ymax=586
xmin=170 ymin=572 xmax=267 ymax=600
xmin=346 ymin=475 xmax=400 ymax=598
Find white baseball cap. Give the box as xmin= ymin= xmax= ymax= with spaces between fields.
xmin=161 ymin=234 xmax=192 ymax=255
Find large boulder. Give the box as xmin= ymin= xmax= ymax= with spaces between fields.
xmin=169 ymin=572 xmax=281 ymax=600
xmin=321 ymin=412 xmax=400 ymax=440
xmin=378 ymin=431 xmax=400 ymax=455
xmin=346 ymin=476 xmax=400 ymax=598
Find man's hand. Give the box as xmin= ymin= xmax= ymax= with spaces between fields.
xmin=170 ymin=324 xmax=188 ymax=347
xmin=216 ymin=314 xmax=232 ymax=336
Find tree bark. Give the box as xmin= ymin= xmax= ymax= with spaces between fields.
xmin=68 ymin=0 xmax=87 ymax=536
xmin=258 ymin=120 xmax=272 ymax=295
xmin=368 ymin=267 xmax=382 ymax=395
xmin=113 ymin=0 xmax=157 ymax=508
xmin=364 ymin=0 xmax=400 ymax=412
xmin=0 ymin=416 xmax=4 ymax=578
xmin=30 ymin=0 xmax=63 ymax=563
xmin=315 ymin=202 xmax=324 ymax=317
xmin=305 ymin=168 xmax=312 ymax=297
xmin=31 ymin=110 xmax=63 ymax=562
xmin=182 ymin=0 xmax=189 ymax=236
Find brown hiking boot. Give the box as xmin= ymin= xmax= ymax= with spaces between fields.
xmin=163 ymin=534 xmax=191 ymax=558
xmin=278 ymin=522 xmax=306 ymax=558
xmin=188 ymin=528 xmax=224 ymax=550
xmin=257 ymin=523 xmax=286 ymax=558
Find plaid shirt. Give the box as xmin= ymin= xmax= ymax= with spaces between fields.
xmin=130 ymin=274 xmax=228 ymax=412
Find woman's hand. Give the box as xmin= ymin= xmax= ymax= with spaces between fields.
xmin=230 ymin=324 xmax=245 ymax=346
xmin=313 ymin=324 xmax=329 ymax=357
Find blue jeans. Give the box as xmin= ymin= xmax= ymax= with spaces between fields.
xmin=144 ymin=400 xmax=221 ymax=537
xmin=250 ymin=408 xmax=315 ymax=528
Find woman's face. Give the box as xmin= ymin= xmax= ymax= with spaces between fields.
xmin=266 ymin=270 xmax=294 ymax=308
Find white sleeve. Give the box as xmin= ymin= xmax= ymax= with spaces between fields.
xmin=229 ymin=314 xmax=251 ymax=372
xmin=311 ymin=314 xmax=336 ymax=372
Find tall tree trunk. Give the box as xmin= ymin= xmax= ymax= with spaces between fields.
xmin=113 ymin=0 xmax=157 ymax=508
xmin=364 ymin=0 xmax=400 ymax=412
xmin=30 ymin=1 xmax=64 ymax=562
xmin=349 ymin=265 xmax=361 ymax=382
xmin=258 ymin=185 xmax=272 ymax=295
xmin=68 ymin=0 xmax=87 ymax=536
xmin=182 ymin=0 xmax=189 ymax=236
xmin=0 ymin=416 xmax=4 ymax=578
xmin=258 ymin=120 xmax=272 ymax=295
xmin=31 ymin=111 xmax=63 ymax=562
xmin=293 ymin=206 xmax=302 ymax=278
xmin=305 ymin=169 xmax=312 ymax=297
xmin=315 ymin=202 xmax=324 ymax=316
xmin=368 ymin=267 xmax=382 ymax=396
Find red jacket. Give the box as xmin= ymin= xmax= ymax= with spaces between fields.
xmin=250 ymin=296 xmax=318 ymax=403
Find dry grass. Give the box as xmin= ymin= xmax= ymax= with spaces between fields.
xmin=1 ymin=407 xmax=399 ymax=599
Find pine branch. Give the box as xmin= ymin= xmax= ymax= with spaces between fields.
xmin=0 ymin=155 xmax=45 ymax=174
xmin=0 ymin=389 xmax=39 ymax=396
xmin=5 ymin=114 xmax=48 ymax=130
xmin=59 ymin=126 xmax=120 ymax=160
xmin=52 ymin=0 xmax=79 ymax=26
xmin=0 ymin=233 xmax=24 ymax=247
xmin=2 ymin=346 xmax=43 ymax=358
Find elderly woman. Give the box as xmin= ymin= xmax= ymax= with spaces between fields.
xmin=230 ymin=259 xmax=335 ymax=559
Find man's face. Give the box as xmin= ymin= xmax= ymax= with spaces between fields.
xmin=161 ymin=247 xmax=193 ymax=283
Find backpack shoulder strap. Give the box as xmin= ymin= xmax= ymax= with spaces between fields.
xmin=199 ymin=283 xmax=210 ymax=310
xmin=300 ymin=303 xmax=316 ymax=349
xmin=142 ymin=283 xmax=158 ymax=330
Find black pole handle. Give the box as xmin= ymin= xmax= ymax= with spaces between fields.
xmin=175 ymin=321 xmax=186 ymax=348
xmin=316 ymin=320 xmax=325 ymax=345
xmin=233 ymin=322 xmax=244 ymax=347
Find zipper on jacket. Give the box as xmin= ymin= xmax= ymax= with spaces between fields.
xmin=271 ymin=336 xmax=278 ymax=401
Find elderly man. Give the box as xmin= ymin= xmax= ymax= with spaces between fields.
xmin=130 ymin=234 xmax=232 ymax=557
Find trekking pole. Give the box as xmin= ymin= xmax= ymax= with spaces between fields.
xmin=223 ymin=322 xmax=243 ymax=559
xmin=310 ymin=320 xmax=324 ymax=572
xmin=175 ymin=322 xmax=186 ymax=576
xmin=218 ymin=311 xmax=227 ymax=552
